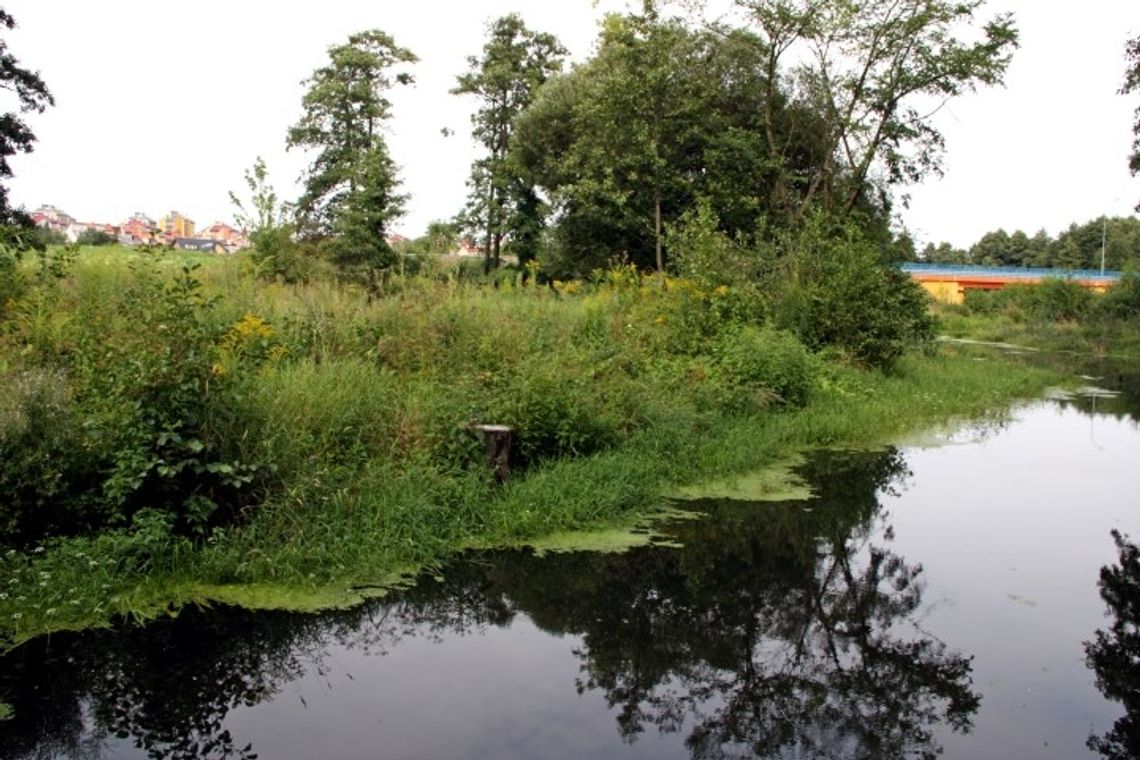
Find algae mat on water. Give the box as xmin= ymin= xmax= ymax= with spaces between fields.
xmin=668 ymin=454 xmax=813 ymax=503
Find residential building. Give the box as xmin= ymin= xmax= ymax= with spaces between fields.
xmin=121 ymin=215 xmax=159 ymax=245
xmin=30 ymin=204 xmax=75 ymax=234
xmin=199 ymin=222 xmax=249 ymax=251
xmin=173 ymin=237 xmax=226 ymax=254
xmin=158 ymin=211 xmax=195 ymax=239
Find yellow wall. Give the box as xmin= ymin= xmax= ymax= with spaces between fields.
xmin=919 ymin=280 xmax=963 ymax=305
xmin=159 ymin=213 xmax=195 ymax=238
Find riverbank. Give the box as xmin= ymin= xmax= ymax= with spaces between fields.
xmin=0 ymin=350 xmax=1057 ymax=648
xmin=0 ymin=251 xmax=1060 ymax=648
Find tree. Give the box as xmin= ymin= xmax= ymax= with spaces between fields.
xmin=229 ymin=156 xmax=291 ymax=238
xmin=230 ymin=157 xmax=313 ymax=283
xmin=453 ymin=14 xmax=566 ymax=272
xmin=286 ymin=30 xmax=416 ymax=255
xmin=0 ymin=8 xmax=53 ymax=310
xmin=0 ymin=8 xmax=53 ymax=231
xmin=733 ymin=0 xmax=1018 ymax=222
xmin=513 ymin=13 xmax=805 ymax=276
xmin=1124 ymin=34 xmax=1140 ymax=211
xmin=970 ymin=229 xmax=1012 ymax=266
xmin=324 ymin=142 xmax=406 ymax=282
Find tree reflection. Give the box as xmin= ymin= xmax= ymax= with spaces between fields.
xmin=500 ymin=449 xmax=979 ymax=758
xmin=0 ymin=449 xmax=979 ymax=760
xmin=0 ymin=584 xmax=513 ymax=760
xmin=1086 ymin=530 xmax=1140 ymax=759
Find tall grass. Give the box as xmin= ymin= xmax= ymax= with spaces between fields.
xmin=0 ymin=249 xmax=1057 ymax=646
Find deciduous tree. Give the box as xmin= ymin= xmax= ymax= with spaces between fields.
xmin=733 ymin=0 xmax=1018 ymax=221
xmin=1124 ymin=34 xmax=1140 ymax=211
xmin=513 ymin=12 xmax=804 ymax=276
xmin=0 ymin=8 xmax=53 ymax=238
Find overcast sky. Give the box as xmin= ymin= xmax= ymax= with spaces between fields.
xmin=3 ymin=0 xmax=1138 ymax=249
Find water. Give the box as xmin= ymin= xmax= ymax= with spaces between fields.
xmin=3 ymin=356 xmax=1139 ymax=760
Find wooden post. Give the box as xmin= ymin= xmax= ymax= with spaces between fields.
xmin=471 ymin=424 xmax=514 ymax=483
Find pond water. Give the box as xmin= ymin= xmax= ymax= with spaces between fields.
xmin=2 ymin=353 xmax=1140 ymax=760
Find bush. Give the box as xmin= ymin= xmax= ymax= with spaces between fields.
xmin=1028 ymin=278 xmax=1091 ymax=322
xmin=710 ymin=325 xmax=816 ymax=412
xmin=75 ymin=229 xmax=116 ymax=246
xmin=0 ymin=369 xmax=101 ymax=543
xmin=772 ymin=220 xmax=934 ymax=370
xmin=0 ymin=248 xmax=24 ymax=314
xmin=1098 ymin=272 xmax=1140 ymax=321
xmin=0 ymin=262 xmax=271 ymax=545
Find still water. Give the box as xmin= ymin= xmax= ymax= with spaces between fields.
xmin=2 ymin=355 xmax=1139 ymax=760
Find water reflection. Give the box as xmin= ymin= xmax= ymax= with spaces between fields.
xmin=1086 ymin=531 xmax=1140 ymax=759
xmin=0 ymin=449 xmax=980 ymax=760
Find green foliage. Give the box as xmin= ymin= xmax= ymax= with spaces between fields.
xmin=323 ymin=144 xmax=405 ymax=287
xmin=669 ymin=199 xmax=759 ymax=291
xmin=1028 ymin=278 xmax=1093 ymax=322
xmin=453 ymin=14 xmax=566 ymax=272
xmin=230 ymin=157 xmax=318 ymax=284
xmin=0 ymin=369 xmax=92 ymax=541
xmin=963 ymin=280 xmax=1093 ymax=323
xmin=1123 ymin=33 xmax=1140 ymax=208
xmin=736 ymin=0 xmax=1017 ymax=220
xmin=925 ymin=217 xmax=1140 ymax=271
xmin=1100 ymin=272 xmax=1140 ymax=321
xmin=0 ymin=246 xmax=24 ymax=313
xmin=74 ymin=229 xmax=115 ymax=246
xmin=710 ymin=325 xmax=817 ymax=412
xmin=772 ymin=219 xmax=935 ymax=370
xmin=0 ymin=261 xmax=270 ymax=545
xmin=0 ymin=9 xmax=54 ymax=224
xmin=513 ymin=16 xmax=811 ymax=276
xmin=287 ymin=29 xmax=416 ymax=235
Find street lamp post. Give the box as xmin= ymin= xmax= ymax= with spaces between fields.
xmin=1101 ymin=214 xmax=1107 ymax=276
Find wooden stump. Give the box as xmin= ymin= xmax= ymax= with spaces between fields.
xmin=471 ymin=424 xmax=514 ymax=484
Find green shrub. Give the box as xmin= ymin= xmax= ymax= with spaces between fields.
xmin=0 ymin=248 xmax=25 ymax=315
xmin=710 ymin=325 xmax=816 ymax=412
xmin=491 ymin=365 xmax=622 ymax=466
xmin=0 ymin=263 xmax=271 ymax=545
xmin=1098 ymin=272 xmax=1140 ymax=321
xmin=0 ymin=369 xmax=101 ymax=543
xmin=772 ymin=220 xmax=934 ymax=370
xmin=1028 ymin=278 xmax=1091 ymax=322
xmin=963 ymin=287 xmax=1020 ymax=317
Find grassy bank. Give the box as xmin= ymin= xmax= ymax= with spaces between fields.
xmin=0 ymin=250 xmax=1058 ymax=648
xmin=933 ymin=276 xmax=1140 ymax=358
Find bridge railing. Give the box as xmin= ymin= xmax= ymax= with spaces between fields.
xmin=899 ymin=263 xmax=1122 ymax=282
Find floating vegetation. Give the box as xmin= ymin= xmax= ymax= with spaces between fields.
xmin=669 ymin=455 xmax=813 ymax=503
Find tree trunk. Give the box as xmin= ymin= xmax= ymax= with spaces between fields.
xmin=654 ymin=190 xmax=664 ymax=287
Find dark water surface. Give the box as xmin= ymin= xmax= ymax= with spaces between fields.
xmin=3 ymin=356 xmax=1140 ymax=759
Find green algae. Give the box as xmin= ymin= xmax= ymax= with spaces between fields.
xmin=669 ymin=454 xmax=813 ymax=503
xmin=171 ymin=574 xmax=418 ymax=615
xmin=519 ymin=507 xmax=700 ymax=557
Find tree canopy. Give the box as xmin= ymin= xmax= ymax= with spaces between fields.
xmin=453 ymin=14 xmax=566 ymax=272
xmin=286 ymin=29 xmax=417 ymax=274
xmin=0 ymin=8 xmax=53 ymax=236
xmin=732 ymin=0 xmax=1018 ymax=220
xmin=1124 ymin=34 xmax=1140 ymax=211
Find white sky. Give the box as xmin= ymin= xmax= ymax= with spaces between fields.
xmin=3 ymin=0 xmax=1138 ymax=249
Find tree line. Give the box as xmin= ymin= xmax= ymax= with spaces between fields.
xmin=915 ymin=216 xmax=1140 ymax=271
xmin=232 ymin=0 xmax=1021 ymax=286
xmin=4 ymin=4 xmax=1140 ymax=284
